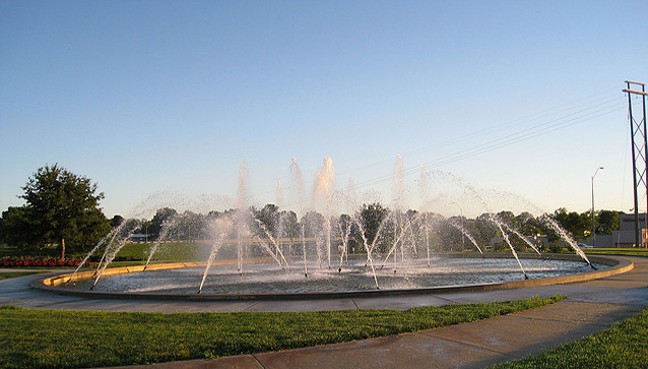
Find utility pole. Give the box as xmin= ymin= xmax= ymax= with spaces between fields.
xmin=591 ymin=167 xmax=603 ymax=246
xmin=624 ymin=80 xmax=648 ymax=248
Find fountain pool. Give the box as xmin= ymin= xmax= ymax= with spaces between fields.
xmin=40 ymin=253 xmax=619 ymax=300
xmin=35 ymin=156 xmax=624 ymax=300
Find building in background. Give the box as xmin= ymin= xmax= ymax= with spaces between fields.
xmin=610 ymin=213 xmax=648 ymax=248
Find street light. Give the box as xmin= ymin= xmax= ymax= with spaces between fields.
xmin=591 ymin=166 xmax=604 ymax=246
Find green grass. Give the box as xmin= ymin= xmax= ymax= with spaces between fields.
xmin=0 ymin=272 xmax=39 ymax=281
xmin=490 ymin=306 xmax=648 ymax=369
xmin=0 ymin=295 xmax=563 ymax=369
xmin=584 ymin=248 xmax=648 ymax=258
xmin=0 ymin=242 xmax=205 ymax=262
xmin=112 ymin=241 xmax=206 ymax=262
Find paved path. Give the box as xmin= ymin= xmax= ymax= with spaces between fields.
xmin=1 ymin=257 xmax=647 ymax=368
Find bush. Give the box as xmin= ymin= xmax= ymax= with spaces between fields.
xmin=547 ymin=242 xmax=564 ymax=253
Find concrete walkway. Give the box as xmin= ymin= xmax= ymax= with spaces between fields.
xmin=1 ymin=257 xmax=647 ymax=368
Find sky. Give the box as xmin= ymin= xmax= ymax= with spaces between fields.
xmin=1 ymin=1 xmax=647 ymax=219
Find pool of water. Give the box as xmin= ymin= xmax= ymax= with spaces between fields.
xmin=65 ymin=257 xmax=604 ymax=295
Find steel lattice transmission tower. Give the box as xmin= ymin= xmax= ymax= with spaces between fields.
xmin=624 ymin=80 xmax=648 ymax=248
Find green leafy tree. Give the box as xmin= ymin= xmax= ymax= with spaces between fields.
xmin=437 ymin=217 xmax=462 ymax=251
xmin=149 ymin=207 xmax=178 ymax=240
xmin=254 ymin=204 xmax=280 ymax=236
xmin=596 ymin=210 xmax=622 ymax=235
xmin=337 ymin=213 xmax=358 ymax=253
xmin=475 ymin=213 xmax=498 ymax=249
xmin=553 ymin=208 xmax=587 ymax=240
xmin=17 ymin=164 xmax=110 ymax=257
xmin=280 ymin=210 xmax=300 ymax=239
xmin=516 ymin=212 xmax=542 ymax=236
xmin=358 ymin=203 xmax=390 ymax=252
xmin=496 ymin=210 xmax=516 ymax=225
xmin=0 ymin=207 xmax=37 ymax=247
xmin=110 ymin=215 xmax=125 ymax=228
xmin=300 ymin=211 xmax=325 ymax=238
xmin=462 ymin=217 xmax=483 ymax=250
xmin=173 ymin=211 xmax=206 ymax=241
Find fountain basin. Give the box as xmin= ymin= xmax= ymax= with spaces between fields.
xmin=34 ymin=254 xmax=632 ymax=301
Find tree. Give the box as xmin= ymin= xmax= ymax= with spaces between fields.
xmin=254 ymin=204 xmax=280 ymax=236
xmin=597 ymin=210 xmax=622 ymax=235
xmin=149 ymin=207 xmax=178 ymax=240
xmin=516 ymin=212 xmax=541 ymax=236
xmin=18 ymin=164 xmax=110 ymax=257
xmin=552 ymin=208 xmax=588 ymax=240
xmin=174 ymin=211 xmax=206 ymax=241
xmin=110 ymin=215 xmax=125 ymax=228
xmin=358 ymin=203 xmax=390 ymax=252
xmin=443 ymin=216 xmax=464 ymax=251
xmin=280 ymin=210 xmax=300 ymax=239
xmin=474 ymin=213 xmax=498 ymax=248
xmin=300 ymin=211 xmax=325 ymax=238
xmin=0 ymin=207 xmax=37 ymax=247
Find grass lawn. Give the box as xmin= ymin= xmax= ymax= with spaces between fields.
xmin=0 ymin=272 xmax=40 ymax=281
xmin=0 ymin=295 xmax=563 ymax=369
xmin=108 ymin=241 xmax=207 ymax=262
xmin=490 ymin=305 xmax=648 ymax=369
xmin=584 ymin=248 xmax=648 ymax=258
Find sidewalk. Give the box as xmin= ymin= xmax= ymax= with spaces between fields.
xmin=2 ymin=257 xmax=647 ymax=369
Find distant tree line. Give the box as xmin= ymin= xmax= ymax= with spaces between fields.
xmin=0 ymin=165 xmax=625 ymax=258
xmin=551 ymin=207 xmax=623 ymax=241
xmin=106 ymin=204 xmax=624 ymax=255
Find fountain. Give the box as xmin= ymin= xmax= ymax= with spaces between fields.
xmin=47 ymin=156 xmax=617 ymax=299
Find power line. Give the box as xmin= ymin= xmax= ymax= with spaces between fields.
xmin=254 ymin=92 xmax=626 ymax=206
xmin=338 ymin=93 xmax=623 ymax=177
xmin=350 ymin=96 xmax=625 ymax=189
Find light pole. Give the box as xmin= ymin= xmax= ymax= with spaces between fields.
xmin=591 ymin=167 xmax=604 ymax=246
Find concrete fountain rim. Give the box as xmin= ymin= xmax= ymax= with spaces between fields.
xmin=32 ymin=254 xmax=633 ymax=302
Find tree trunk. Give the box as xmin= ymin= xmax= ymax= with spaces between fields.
xmin=61 ymin=237 xmax=66 ymax=260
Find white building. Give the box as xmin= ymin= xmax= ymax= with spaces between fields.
xmin=610 ymin=213 xmax=648 ymax=248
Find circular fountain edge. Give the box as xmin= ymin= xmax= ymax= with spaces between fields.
xmin=31 ymin=254 xmax=633 ymax=301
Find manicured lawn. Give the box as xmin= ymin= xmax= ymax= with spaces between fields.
xmin=584 ymin=248 xmax=648 ymax=258
xmin=0 ymin=295 xmax=563 ymax=369
xmin=490 ymin=305 xmax=648 ymax=369
xmin=0 ymin=242 xmax=205 ymax=264
xmin=0 ymin=272 xmax=39 ymax=281
xmin=111 ymin=241 xmax=205 ymax=262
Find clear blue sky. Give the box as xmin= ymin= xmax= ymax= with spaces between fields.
xmin=1 ymin=1 xmax=647 ymax=218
